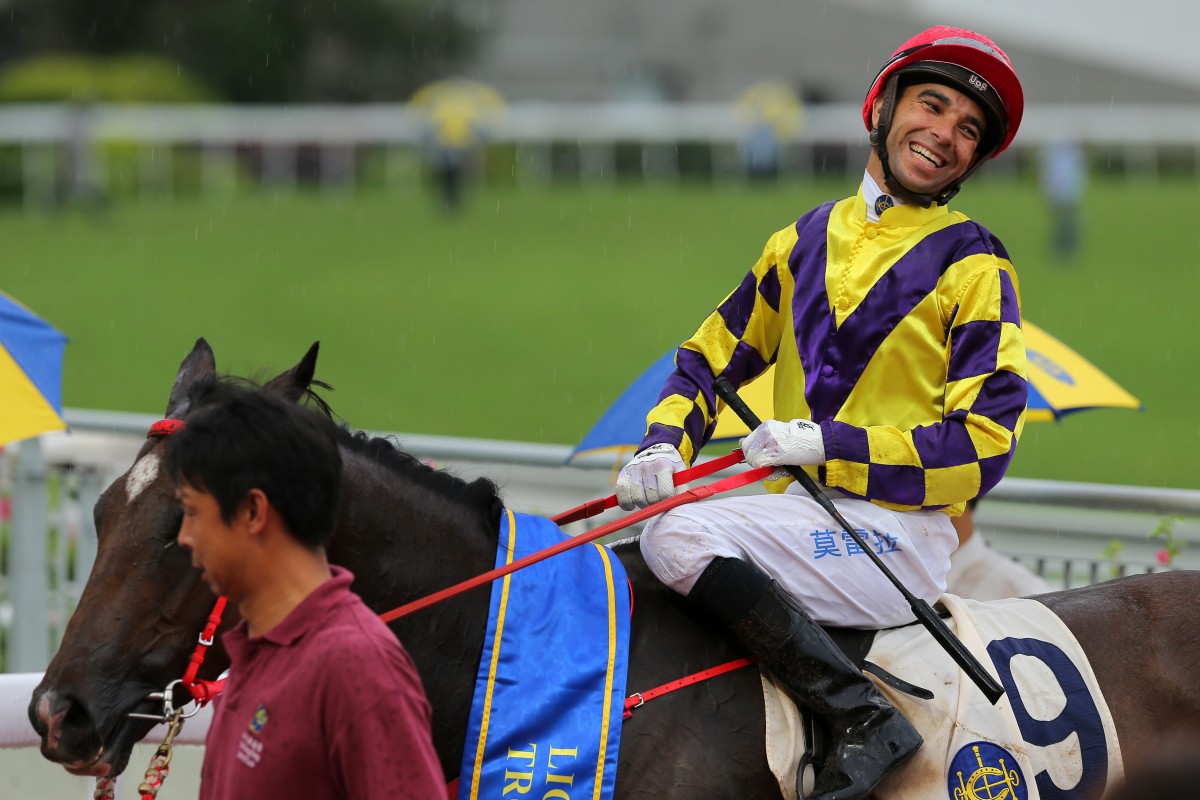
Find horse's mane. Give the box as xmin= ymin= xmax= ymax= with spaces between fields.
xmin=183 ymin=372 xmax=503 ymax=521
xmin=336 ymin=427 xmax=503 ymax=517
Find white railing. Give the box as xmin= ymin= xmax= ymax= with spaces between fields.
xmin=6 ymin=101 xmax=1200 ymax=147
xmin=4 ymin=100 xmax=1198 ymax=209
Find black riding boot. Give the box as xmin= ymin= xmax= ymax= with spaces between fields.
xmin=688 ymin=557 xmax=922 ymax=800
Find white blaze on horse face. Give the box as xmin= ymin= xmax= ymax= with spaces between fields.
xmin=125 ymin=453 xmax=161 ymax=502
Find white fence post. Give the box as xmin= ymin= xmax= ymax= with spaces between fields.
xmin=10 ymin=439 xmax=49 ymax=672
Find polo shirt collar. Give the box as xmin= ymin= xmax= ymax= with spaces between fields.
xmin=224 ymin=565 xmax=357 ymax=657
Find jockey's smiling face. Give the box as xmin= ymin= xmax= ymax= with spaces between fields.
xmin=874 ymin=82 xmax=986 ymax=197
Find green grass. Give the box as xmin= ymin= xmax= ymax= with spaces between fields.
xmin=2 ymin=176 xmax=1196 ymax=489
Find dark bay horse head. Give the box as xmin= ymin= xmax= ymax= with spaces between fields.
xmin=28 ymin=338 xmax=504 ymax=778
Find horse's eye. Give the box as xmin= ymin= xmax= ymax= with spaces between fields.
xmin=167 ymin=507 xmax=184 ymax=540
xmin=157 ymin=506 xmax=186 ymax=555
xmin=93 ymin=488 xmax=114 ymax=541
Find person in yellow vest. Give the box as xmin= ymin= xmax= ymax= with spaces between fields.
xmin=737 ymin=80 xmax=803 ymax=181
xmin=409 ymin=77 xmax=504 ymax=212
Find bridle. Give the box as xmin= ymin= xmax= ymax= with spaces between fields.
xmin=92 ymin=419 xmax=229 ymax=800
xmin=128 ymin=418 xmax=228 ymax=724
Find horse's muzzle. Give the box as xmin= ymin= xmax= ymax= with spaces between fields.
xmin=29 ymin=687 xmax=114 ymax=775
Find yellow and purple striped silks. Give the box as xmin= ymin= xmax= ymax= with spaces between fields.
xmin=458 ymin=509 xmax=629 ymax=800
xmin=0 ymin=292 xmax=66 ymax=446
xmin=569 ymin=320 xmax=1140 ymax=463
xmin=640 ymin=192 xmax=1026 ymax=517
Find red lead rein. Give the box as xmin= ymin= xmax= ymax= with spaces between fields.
xmin=550 ymin=449 xmax=747 ymax=526
xmin=381 ymin=460 xmax=773 ymax=623
xmin=181 ymin=596 xmax=228 ymax=704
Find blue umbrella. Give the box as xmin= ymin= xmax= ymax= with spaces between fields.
xmin=0 ymin=291 xmax=67 ymax=446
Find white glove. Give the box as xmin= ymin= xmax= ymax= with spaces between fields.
xmin=741 ymin=419 xmax=826 ymax=469
xmin=615 ymin=443 xmax=686 ymax=510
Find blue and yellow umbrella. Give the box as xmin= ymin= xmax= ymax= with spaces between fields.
xmin=570 ymin=320 xmax=1140 ymax=461
xmin=0 ymin=291 xmax=67 ymax=446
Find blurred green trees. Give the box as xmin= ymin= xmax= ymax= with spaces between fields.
xmin=0 ymin=0 xmax=479 ymax=103
xmin=0 ymin=54 xmax=215 ymax=103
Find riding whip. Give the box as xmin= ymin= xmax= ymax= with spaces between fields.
xmin=713 ymin=376 xmax=1005 ymax=704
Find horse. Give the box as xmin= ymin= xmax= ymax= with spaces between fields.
xmin=27 ymin=339 xmax=1200 ymax=798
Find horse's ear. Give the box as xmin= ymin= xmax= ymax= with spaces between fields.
xmin=263 ymin=342 xmax=319 ymax=403
xmin=165 ymin=338 xmax=216 ymax=418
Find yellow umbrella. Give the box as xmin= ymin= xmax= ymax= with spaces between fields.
xmin=410 ymin=76 xmax=505 ymax=111
xmin=736 ymin=80 xmax=803 ymax=139
xmin=1020 ymin=321 xmax=1140 ymax=422
xmin=0 ymin=291 xmax=67 ymax=446
xmin=409 ymin=76 xmax=505 ymax=148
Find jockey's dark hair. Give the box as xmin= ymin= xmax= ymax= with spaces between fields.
xmin=165 ymin=377 xmax=342 ymax=550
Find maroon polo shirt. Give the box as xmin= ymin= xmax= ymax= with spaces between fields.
xmin=199 ymin=566 xmax=444 ymax=799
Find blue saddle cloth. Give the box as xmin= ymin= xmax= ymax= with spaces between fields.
xmin=458 ymin=509 xmax=630 ymax=800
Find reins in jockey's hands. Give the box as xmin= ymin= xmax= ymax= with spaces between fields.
xmin=616 ymin=443 xmax=686 ymax=510
xmin=616 ymin=420 xmax=825 ymax=510
xmin=741 ymin=419 xmax=826 ymax=469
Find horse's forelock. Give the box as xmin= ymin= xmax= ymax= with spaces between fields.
xmin=180 ymin=373 xmax=255 ymax=415
xmin=180 ymin=373 xmax=333 ymax=419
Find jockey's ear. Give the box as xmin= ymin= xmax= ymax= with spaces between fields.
xmin=165 ymin=338 xmax=216 ymax=418
xmin=264 ymin=342 xmax=319 ymax=403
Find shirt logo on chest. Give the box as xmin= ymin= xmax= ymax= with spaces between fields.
xmin=250 ymin=704 xmax=269 ymax=734
xmin=237 ymin=704 xmax=269 ymax=769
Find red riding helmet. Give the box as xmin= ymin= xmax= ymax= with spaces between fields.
xmin=863 ymin=26 xmax=1024 ymax=204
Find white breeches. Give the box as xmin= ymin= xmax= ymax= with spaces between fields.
xmin=639 ymin=486 xmax=958 ymax=629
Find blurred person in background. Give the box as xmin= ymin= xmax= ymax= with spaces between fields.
xmin=737 ymin=80 xmax=804 ymax=182
xmin=409 ymin=76 xmax=504 ymax=214
xmin=1041 ymin=137 xmax=1086 ymax=260
xmin=167 ymin=383 xmax=443 ymax=800
xmin=62 ymin=98 xmax=107 ymax=211
xmin=614 ymin=26 xmax=1027 ymax=800
xmin=946 ymin=497 xmax=1050 ymax=600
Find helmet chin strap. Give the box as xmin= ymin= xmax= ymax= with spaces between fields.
xmin=868 ymin=75 xmax=985 ymax=207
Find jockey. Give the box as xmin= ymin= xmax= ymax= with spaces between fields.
xmin=616 ymin=26 xmax=1027 ymax=800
